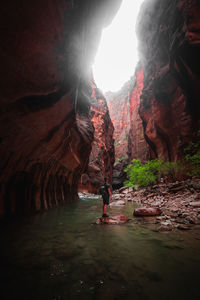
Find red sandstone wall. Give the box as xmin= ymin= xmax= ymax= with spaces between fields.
xmin=137 ymin=0 xmax=200 ymax=161
xmin=0 ymin=0 xmax=122 ymax=217
xmin=128 ymin=67 xmax=152 ymax=161
xmin=106 ymin=66 xmax=150 ymax=188
xmin=79 ymin=79 xmax=115 ymax=192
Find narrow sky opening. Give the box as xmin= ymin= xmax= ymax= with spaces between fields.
xmin=92 ymin=0 xmax=144 ymax=93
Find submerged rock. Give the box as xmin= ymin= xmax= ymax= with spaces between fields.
xmin=177 ymin=224 xmax=191 ymax=231
xmin=134 ymin=207 xmax=162 ymax=217
xmin=95 ymin=215 xmax=132 ymax=225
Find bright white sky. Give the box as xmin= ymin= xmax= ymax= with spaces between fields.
xmin=92 ymin=0 xmax=144 ymax=93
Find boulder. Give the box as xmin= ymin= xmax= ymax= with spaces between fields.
xmin=158 ymin=225 xmax=173 ymax=232
xmin=95 ymin=215 xmax=132 ymax=225
xmin=134 ymin=207 xmax=162 ymax=217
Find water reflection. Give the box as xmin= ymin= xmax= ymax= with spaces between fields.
xmin=0 ymin=196 xmax=200 ymax=299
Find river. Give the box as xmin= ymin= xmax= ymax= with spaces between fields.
xmin=1 ymin=195 xmax=200 ymax=299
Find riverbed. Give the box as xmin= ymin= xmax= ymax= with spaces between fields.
xmin=1 ymin=195 xmax=200 ymax=300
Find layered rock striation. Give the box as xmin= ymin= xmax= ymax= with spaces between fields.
xmin=0 ymin=0 xmax=122 ymax=217
xmin=137 ymin=0 xmax=200 ymax=161
xmin=79 ymin=80 xmax=115 ymax=193
xmin=106 ymin=66 xmax=151 ymax=188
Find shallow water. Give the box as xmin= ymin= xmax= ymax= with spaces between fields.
xmin=1 ymin=195 xmax=200 ymax=300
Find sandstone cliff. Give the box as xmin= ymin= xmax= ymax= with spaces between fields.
xmin=106 ymin=66 xmax=151 ymax=188
xmin=137 ymin=0 xmax=200 ymax=161
xmin=0 ymin=0 xmax=122 ymax=217
xmin=78 ymin=79 xmax=115 ymax=193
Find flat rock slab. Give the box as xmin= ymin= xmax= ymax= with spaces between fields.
xmin=95 ymin=215 xmax=132 ymax=225
xmin=134 ymin=207 xmax=162 ymax=217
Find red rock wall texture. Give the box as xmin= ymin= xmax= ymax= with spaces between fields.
xmin=79 ymin=79 xmax=115 ymax=193
xmin=0 ymin=0 xmax=122 ymax=217
xmin=106 ymin=83 xmax=130 ymax=162
xmin=106 ymin=67 xmax=151 ymax=188
xmin=128 ymin=67 xmax=152 ymax=161
xmin=137 ymin=0 xmax=200 ymax=161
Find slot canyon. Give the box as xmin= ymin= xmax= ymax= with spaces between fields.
xmin=0 ymin=0 xmax=200 ymax=299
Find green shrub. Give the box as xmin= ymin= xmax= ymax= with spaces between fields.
xmin=184 ymin=131 xmax=200 ymax=177
xmin=124 ymin=159 xmax=186 ymax=188
xmin=123 ymin=131 xmax=200 ymax=187
xmin=124 ymin=159 xmax=163 ymax=188
xmin=159 ymin=161 xmax=185 ymax=180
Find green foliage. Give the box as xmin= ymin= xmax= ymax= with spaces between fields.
xmin=123 ymin=130 xmax=200 ymax=187
xmin=124 ymin=159 xmax=187 ymax=188
xmin=124 ymin=159 xmax=163 ymax=188
xmin=159 ymin=161 xmax=185 ymax=178
xmin=184 ymin=130 xmax=200 ymax=177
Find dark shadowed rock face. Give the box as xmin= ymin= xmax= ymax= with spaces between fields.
xmin=79 ymin=79 xmax=115 ymax=193
xmin=0 ymin=0 xmax=122 ymax=217
xmin=137 ymin=0 xmax=200 ymax=161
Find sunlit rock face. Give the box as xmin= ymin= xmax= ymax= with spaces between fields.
xmin=137 ymin=0 xmax=200 ymax=161
xmin=128 ymin=66 xmax=152 ymax=161
xmin=0 ymin=0 xmax=122 ymax=217
xmin=106 ymin=66 xmax=150 ymax=188
xmin=106 ymin=84 xmax=130 ymax=189
xmin=78 ymin=79 xmax=115 ymax=193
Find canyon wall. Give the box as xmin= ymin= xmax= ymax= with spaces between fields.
xmin=78 ymin=79 xmax=115 ymax=193
xmin=137 ymin=0 xmax=200 ymax=161
xmin=0 ymin=0 xmax=122 ymax=217
xmin=106 ymin=66 xmax=151 ymax=188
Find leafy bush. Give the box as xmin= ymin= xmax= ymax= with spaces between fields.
xmin=124 ymin=159 xmax=163 ymax=188
xmin=123 ymin=131 xmax=200 ymax=187
xmin=184 ymin=131 xmax=200 ymax=177
xmin=159 ymin=161 xmax=185 ymax=180
xmin=124 ymin=159 xmax=186 ymax=188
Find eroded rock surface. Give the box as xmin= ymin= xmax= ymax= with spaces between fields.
xmin=137 ymin=0 xmax=200 ymax=161
xmin=0 ymin=0 xmax=122 ymax=217
xmin=79 ymin=80 xmax=115 ymax=193
xmin=106 ymin=66 xmax=151 ymax=188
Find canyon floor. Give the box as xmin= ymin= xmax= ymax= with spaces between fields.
xmin=111 ymin=179 xmax=200 ymax=232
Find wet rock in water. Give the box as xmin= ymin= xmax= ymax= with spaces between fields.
xmin=95 ymin=215 xmax=132 ymax=225
xmin=158 ymin=224 xmax=173 ymax=232
xmin=134 ymin=207 xmax=162 ymax=217
xmin=177 ymin=224 xmax=191 ymax=230
xmin=109 ymin=200 xmax=125 ymax=206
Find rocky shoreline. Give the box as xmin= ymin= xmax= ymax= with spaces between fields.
xmin=111 ymin=179 xmax=200 ymax=231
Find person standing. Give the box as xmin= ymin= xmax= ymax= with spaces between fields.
xmin=100 ymin=177 xmax=112 ymax=217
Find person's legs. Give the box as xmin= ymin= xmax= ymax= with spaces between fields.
xmin=102 ymin=196 xmax=109 ymax=217
xmin=103 ymin=204 xmax=107 ymax=215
